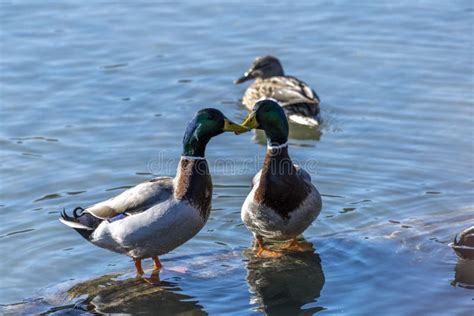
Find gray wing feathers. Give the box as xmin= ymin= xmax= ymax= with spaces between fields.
xmin=272 ymin=76 xmax=318 ymax=105
xmin=86 ymin=177 xmax=174 ymax=219
xmin=243 ymin=76 xmax=320 ymax=118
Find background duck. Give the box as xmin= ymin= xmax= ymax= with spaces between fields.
xmin=239 ymin=99 xmax=322 ymax=257
xmin=59 ymin=108 xmax=248 ymax=280
xmin=234 ymin=55 xmax=321 ymax=127
xmin=451 ymin=226 xmax=474 ymax=260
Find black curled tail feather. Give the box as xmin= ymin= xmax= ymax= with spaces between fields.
xmin=60 ymin=207 xmax=103 ymax=240
xmin=73 ymin=207 xmax=85 ymax=217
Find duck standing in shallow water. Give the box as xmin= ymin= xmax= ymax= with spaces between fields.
xmin=234 ymin=55 xmax=321 ymax=127
xmin=239 ymin=99 xmax=322 ymax=257
xmin=60 ymin=109 xmax=248 ymax=280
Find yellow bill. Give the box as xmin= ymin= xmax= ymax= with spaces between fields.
xmin=223 ymin=118 xmax=250 ymax=134
xmin=241 ymin=112 xmax=258 ymax=130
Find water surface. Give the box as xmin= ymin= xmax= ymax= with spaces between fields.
xmin=0 ymin=1 xmax=473 ymax=314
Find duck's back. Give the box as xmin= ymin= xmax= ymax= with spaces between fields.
xmin=86 ymin=177 xmax=174 ymax=219
xmin=93 ymin=197 xmax=206 ymax=258
xmin=242 ymin=76 xmax=320 ymax=116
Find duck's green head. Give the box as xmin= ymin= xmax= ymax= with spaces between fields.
xmin=182 ymin=108 xmax=248 ymax=157
xmin=234 ymin=55 xmax=284 ymax=84
xmin=241 ymin=99 xmax=288 ymax=146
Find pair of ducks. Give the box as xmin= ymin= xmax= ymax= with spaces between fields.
xmin=60 ymin=56 xmax=323 ymax=280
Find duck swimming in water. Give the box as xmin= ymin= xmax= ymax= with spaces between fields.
xmin=239 ymin=99 xmax=322 ymax=257
xmin=235 ymin=55 xmax=321 ymax=127
xmin=60 ymin=108 xmax=248 ymax=279
xmin=451 ymin=226 xmax=474 ymax=260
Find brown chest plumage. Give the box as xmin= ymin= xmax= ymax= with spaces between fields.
xmin=175 ymin=158 xmax=213 ymax=220
xmin=254 ymin=147 xmax=311 ymax=219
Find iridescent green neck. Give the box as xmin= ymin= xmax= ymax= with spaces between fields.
xmin=180 ymin=108 xmax=230 ymax=157
xmin=182 ymin=118 xmax=215 ymax=157
xmin=182 ymin=134 xmax=209 ymax=157
xmin=254 ymin=100 xmax=289 ymax=146
xmin=265 ymin=127 xmax=288 ymax=147
xmin=259 ymin=113 xmax=288 ymax=146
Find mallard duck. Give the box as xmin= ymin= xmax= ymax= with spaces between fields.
xmin=239 ymin=99 xmax=322 ymax=257
xmin=60 ymin=108 xmax=248 ymax=279
xmin=234 ymin=55 xmax=321 ymax=127
xmin=451 ymin=226 xmax=474 ymax=260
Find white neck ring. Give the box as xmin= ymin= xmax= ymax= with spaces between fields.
xmin=181 ymin=155 xmax=206 ymax=160
xmin=267 ymin=141 xmax=288 ymax=150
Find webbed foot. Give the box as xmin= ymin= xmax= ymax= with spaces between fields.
xmin=284 ymin=239 xmax=313 ymax=252
xmin=256 ymin=236 xmax=283 ymax=258
xmin=142 ymin=269 xmax=161 ymax=285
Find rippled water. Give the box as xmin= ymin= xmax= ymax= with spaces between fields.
xmin=1 ymin=1 xmax=473 ymax=314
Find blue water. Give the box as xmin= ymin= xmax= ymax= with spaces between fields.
xmin=0 ymin=1 xmax=473 ymax=314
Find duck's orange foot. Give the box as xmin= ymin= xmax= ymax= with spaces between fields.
xmin=284 ymin=239 xmax=314 ymax=253
xmin=142 ymin=270 xmax=161 ymax=285
xmin=152 ymin=256 xmax=162 ymax=271
xmin=256 ymin=236 xmax=283 ymax=258
xmin=257 ymin=248 xmax=283 ymax=258
xmin=133 ymin=257 xmax=145 ymax=275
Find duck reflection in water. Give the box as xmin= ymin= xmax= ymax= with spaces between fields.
xmin=452 ymin=259 xmax=474 ymax=290
xmin=244 ymin=242 xmax=325 ymax=315
xmin=252 ymin=120 xmax=322 ymax=146
xmin=66 ymin=272 xmax=206 ymax=315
